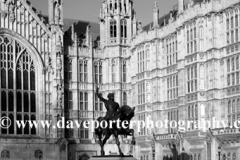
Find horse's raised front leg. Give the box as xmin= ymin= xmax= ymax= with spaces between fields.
xmin=113 ymin=131 xmax=124 ymax=156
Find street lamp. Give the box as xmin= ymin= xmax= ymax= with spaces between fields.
xmin=217 ymin=146 xmax=221 ymax=160
xmin=182 ymin=147 xmax=185 ymax=160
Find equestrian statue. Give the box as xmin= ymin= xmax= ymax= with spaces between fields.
xmin=95 ymin=86 xmax=136 ymax=156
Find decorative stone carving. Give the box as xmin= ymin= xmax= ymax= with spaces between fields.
xmin=56 ymin=52 xmax=62 ymax=79
xmin=54 ymin=3 xmax=61 ymax=24
xmin=56 ymin=35 xmax=62 ymax=52
xmin=57 ymin=82 xmax=64 ymax=109
xmin=8 ymin=1 xmax=15 ymax=22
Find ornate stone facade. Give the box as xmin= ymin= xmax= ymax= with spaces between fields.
xmin=1 ymin=0 xmax=240 ymax=160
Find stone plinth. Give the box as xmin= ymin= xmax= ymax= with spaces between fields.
xmin=90 ymin=155 xmax=138 ymax=160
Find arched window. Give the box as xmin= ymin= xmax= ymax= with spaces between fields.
xmin=121 ymin=19 xmax=127 ymax=38
xmin=122 ymin=62 xmax=126 ymax=82
xmin=198 ymin=153 xmax=201 ymax=160
xmin=194 ymin=154 xmax=197 ymax=160
xmin=227 ymin=153 xmax=231 ymax=160
xmin=231 ymin=17 xmax=234 ymax=29
xmin=80 ymin=92 xmax=84 ymax=110
xmin=68 ymin=61 xmax=72 ymax=81
xmin=0 ymin=36 xmax=36 ymax=135
xmin=232 ymin=100 xmax=236 ymax=113
xmin=227 ymin=59 xmax=230 ymax=72
xmin=146 ymin=49 xmax=150 ymax=70
xmin=236 ymin=15 xmax=238 ymax=27
xmin=222 ymin=154 xmax=226 ymax=160
xmin=1 ymin=150 xmax=10 ymax=159
xmin=79 ymin=92 xmax=88 ymax=111
xmin=192 ymin=105 xmax=194 ymax=118
xmin=195 ymin=104 xmax=198 ymax=118
xmin=84 ymin=92 xmax=88 ymax=110
xmin=237 ymin=99 xmax=240 ymax=113
xmin=227 ymin=74 xmax=230 ymax=86
xmin=232 ymin=58 xmax=235 ymax=71
xmin=199 ymin=26 xmax=204 ymax=39
xmin=190 ymin=154 xmax=193 ymax=160
xmin=227 ymin=18 xmax=229 ymax=30
xmin=80 ymin=121 xmax=89 ymax=139
xmin=228 ymin=101 xmax=232 ymax=114
xmin=68 ymin=91 xmax=73 ymax=110
xmin=232 ymin=152 xmax=236 ymax=160
xmin=84 ymin=62 xmax=88 ymax=82
xmin=236 ymin=56 xmax=239 ymax=70
xmin=188 ymin=106 xmax=191 ymax=118
xmin=110 ymin=19 xmax=117 ymax=38
xmin=123 ymin=92 xmax=127 ymax=105
xmin=112 ymin=63 xmax=116 ymax=83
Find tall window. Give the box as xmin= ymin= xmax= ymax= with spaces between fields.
xmin=84 ymin=62 xmax=88 ymax=82
xmin=110 ymin=19 xmax=117 ymax=38
xmin=227 ymin=14 xmax=239 ymax=45
xmin=121 ymin=19 xmax=127 ymax=38
xmin=94 ymin=62 xmax=102 ymax=84
xmin=146 ymin=49 xmax=150 ymax=70
xmin=0 ymin=36 xmax=36 ymax=135
xmin=68 ymin=91 xmax=73 ymax=110
xmin=167 ymin=74 xmax=178 ymax=100
xmin=79 ymin=121 xmax=89 ymax=139
xmin=122 ymin=62 xmax=126 ymax=82
xmin=69 ymin=61 xmax=72 ymax=81
xmin=79 ymin=92 xmax=88 ymax=110
xmin=95 ymin=94 xmax=103 ymax=111
xmin=186 ymin=25 xmax=197 ymax=54
xmin=199 ymin=26 xmax=204 ymax=51
xmin=79 ymin=60 xmax=88 ymax=83
xmin=187 ymin=65 xmax=198 ymax=93
xmin=112 ymin=63 xmax=116 ymax=83
xmin=123 ymin=92 xmax=127 ymax=105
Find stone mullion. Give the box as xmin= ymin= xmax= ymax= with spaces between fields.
xmin=13 ymin=39 xmax=17 ymax=135
xmin=0 ymin=39 xmax=1 ymax=135
xmin=6 ymin=43 xmax=9 ymax=135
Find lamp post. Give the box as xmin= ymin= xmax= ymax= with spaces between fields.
xmin=181 ymin=147 xmax=185 ymax=160
xmin=217 ymin=146 xmax=221 ymax=160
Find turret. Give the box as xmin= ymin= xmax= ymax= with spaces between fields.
xmin=178 ymin=0 xmax=184 ymax=14
xmin=153 ymin=2 xmax=159 ymax=29
xmin=99 ymin=0 xmax=137 ymax=47
xmin=48 ymin=0 xmax=63 ymax=26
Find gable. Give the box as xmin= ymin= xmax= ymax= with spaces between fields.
xmin=0 ymin=0 xmax=52 ymax=55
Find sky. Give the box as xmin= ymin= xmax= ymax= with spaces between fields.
xmin=29 ymin=0 xmax=178 ymax=26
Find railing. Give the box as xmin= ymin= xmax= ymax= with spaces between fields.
xmin=67 ymin=110 xmax=105 ymax=119
xmin=213 ymin=128 xmax=240 ymax=135
xmin=155 ymin=133 xmax=176 ymax=140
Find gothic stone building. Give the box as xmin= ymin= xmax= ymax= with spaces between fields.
xmin=0 ymin=0 xmax=240 ymax=160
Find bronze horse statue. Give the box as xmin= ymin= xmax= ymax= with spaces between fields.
xmin=95 ymin=105 xmax=136 ymax=156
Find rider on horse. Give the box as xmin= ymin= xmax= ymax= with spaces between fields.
xmin=95 ymin=86 xmax=120 ymax=123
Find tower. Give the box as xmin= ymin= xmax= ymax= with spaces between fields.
xmin=48 ymin=0 xmax=63 ymax=26
xmin=99 ymin=0 xmax=137 ymax=47
xmin=153 ymin=1 xmax=159 ymax=29
xmin=178 ymin=0 xmax=184 ymax=14
xmin=99 ymin=0 xmax=137 ymax=106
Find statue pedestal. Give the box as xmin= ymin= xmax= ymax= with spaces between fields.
xmin=90 ymin=155 xmax=138 ymax=160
